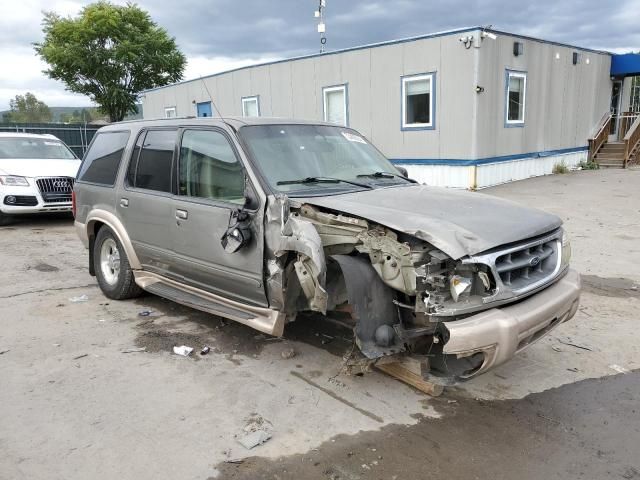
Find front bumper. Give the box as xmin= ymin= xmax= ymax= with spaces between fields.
xmin=0 ymin=183 xmax=71 ymax=215
xmin=442 ymin=268 xmax=581 ymax=378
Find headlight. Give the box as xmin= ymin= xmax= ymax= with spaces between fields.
xmin=0 ymin=175 xmax=29 ymax=186
xmin=561 ymin=231 xmax=572 ymax=267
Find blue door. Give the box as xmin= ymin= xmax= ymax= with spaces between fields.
xmin=196 ymin=101 xmax=212 ymax=117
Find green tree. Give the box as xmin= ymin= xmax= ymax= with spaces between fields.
xmin=5 ymin=93 xmax=53 ymax=123
xmin=34 ymin=1 xmax=186 ymax=122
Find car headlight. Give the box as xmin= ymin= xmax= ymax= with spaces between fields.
xmin=561 ymin=231 xmax=571 ymax=267
xmin=0 ymin=175 xmax=29 ymax=186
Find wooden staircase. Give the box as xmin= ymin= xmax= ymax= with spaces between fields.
xmin=594 ymin=142 xmax=626 ymax=168
xmin=588 ymin=112 xmax=640 ymax=169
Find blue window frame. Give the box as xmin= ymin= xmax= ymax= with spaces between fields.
xmin=401 ymin=72 xmax=436 ymax=130
xmin=505 ymin=70 xmax=527 ymax=127
xmin=196 ymin=101 xmax=213 ymax=117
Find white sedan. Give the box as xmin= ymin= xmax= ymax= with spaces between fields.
xmin=0 ymin=132 xmax=81 ymax=225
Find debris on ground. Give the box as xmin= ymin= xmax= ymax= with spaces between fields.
xmin=281 ymin=347 xmax=296 ymax=359
xmin=73 ymin=354 xmax=88 ymax=360
xmin=69 ymin=294 xmax=89 ymax=303
xmin=200 ymin=346 xmax=211 ymax=355
xmin=609 ymin=364 xmax=630 ymax=374
xmin=121 ymin=347 xmax=146 ymax=354
xmin=237 ymin=413 xmax=273 ymax=450
xmin=138 ymin=310 xmax=154 ymax=317
xmin=238 ymin=430 xmax=272 ymax=450
xmin=0 ymin=349 xmax=10 ymax=355
xmin=173 ymin=345 xmax=193 ymax=356
xmin=557 ymin=338 xmax=593 ymax=351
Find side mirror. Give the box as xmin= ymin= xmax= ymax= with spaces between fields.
xmin=396 ymin=166 xmax=409 ymax=178
xmin=221 ymin=209 xmax=252 ymax=253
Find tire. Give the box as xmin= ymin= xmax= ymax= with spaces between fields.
xmin=94 ymin=226 xmax=142 ymax=300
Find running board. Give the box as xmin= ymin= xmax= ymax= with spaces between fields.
xmin=133 ymin=271 xmax=285 ymax=336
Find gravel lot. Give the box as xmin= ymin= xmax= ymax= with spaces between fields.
xmin=1 ymin=168 xmax=639 ymax=480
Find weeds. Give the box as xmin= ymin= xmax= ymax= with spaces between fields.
xmin=552 ymin=162 xmax=569 ymax=174
xmin=577 ymin=160 xmax=599 ymax=170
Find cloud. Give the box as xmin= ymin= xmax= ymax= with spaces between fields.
xmin=1 ymin=0 xmax=638 ymax=110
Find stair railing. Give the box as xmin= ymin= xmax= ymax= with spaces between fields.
xmin=588 ymin=112 xmax=612 ymax=162
xmin=623 ymin=114 xmax=640 ymax=168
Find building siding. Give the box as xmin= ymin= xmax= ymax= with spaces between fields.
xmin=141 ymin=28 xmax=611 ymax=188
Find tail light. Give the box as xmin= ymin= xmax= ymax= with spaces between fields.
xmin=71 ymin=190 xmax=76 ymax=218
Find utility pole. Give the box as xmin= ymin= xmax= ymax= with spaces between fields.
xmin=315 ymin=0 xmax=327 ymax=53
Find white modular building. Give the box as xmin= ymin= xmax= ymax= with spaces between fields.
xmin=142 ymin=27 xmax=640 ymax=188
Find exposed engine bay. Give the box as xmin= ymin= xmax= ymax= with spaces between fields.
xmin=262 ymin=194 xmax=576 ymax=380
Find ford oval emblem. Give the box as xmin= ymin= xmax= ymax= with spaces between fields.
xmin=529 ymin=256 xmax=541 ymax=267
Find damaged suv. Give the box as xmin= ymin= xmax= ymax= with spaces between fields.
xmin=74 ymin=118 xmax=580 ymax=379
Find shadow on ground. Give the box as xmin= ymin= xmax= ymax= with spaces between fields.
xmin=215 ymin=371 xmax=640 ymax=480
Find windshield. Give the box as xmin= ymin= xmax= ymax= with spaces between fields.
xmin=0 ymin=137 xmax=77 ymax=159
xmin=238 ymin=124 xmax=411 ymax=195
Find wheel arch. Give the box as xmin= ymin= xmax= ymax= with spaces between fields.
xmin=85 ymin=209 xmax=142 ymax=270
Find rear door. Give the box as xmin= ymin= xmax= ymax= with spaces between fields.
xmin=117 ymin=128 xmax=177 ymax=277
xmin=171 ymin=127 xmax=267 ymax=306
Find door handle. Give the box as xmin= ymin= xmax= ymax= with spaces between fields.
xmin=175 ymin=209 xmax=188 ymax=220
xmin=120 ymin=198 xmax=129 ymax=208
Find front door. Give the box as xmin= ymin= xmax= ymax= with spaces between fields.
xmin=171 ymin=127 xmax=267 ymax=307
xmin=117 ymin=128 xmax=177 ymax=278
xmin=609 ymin=80 xmax=623 ymax=141
xmin=196 ymin=102 xmax=213 ymax=117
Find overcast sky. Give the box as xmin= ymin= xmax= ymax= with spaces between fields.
xmin=1 ymin=0 xmax=638 ymax=110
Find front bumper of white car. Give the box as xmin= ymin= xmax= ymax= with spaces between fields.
xmin=0 ymin=177 xmax=74 ymax=215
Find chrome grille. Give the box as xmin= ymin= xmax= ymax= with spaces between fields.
xmin=36 ymin=177 xmax=74 ymax=203
xmin=495 ymin=239 xmax=559 ymax=291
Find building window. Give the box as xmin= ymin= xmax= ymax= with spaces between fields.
xmin=505 ymin=71 xmax=526 ymax=126
xmin=164 ymin=107 xmax=177 ymax=119
xmin=242 ymin=96 xmax=260 ymax=117
xmin=323 ymin=84 xmax=348 ymax=126
xmin=401 ymin=73 xmax=435 ymax=130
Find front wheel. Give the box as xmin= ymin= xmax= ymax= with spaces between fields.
xmin=94 ymin=226 xmax=142 ymax=300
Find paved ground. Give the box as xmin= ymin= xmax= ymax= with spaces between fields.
xmin=1 ymin=168 xmax=639 ymax=480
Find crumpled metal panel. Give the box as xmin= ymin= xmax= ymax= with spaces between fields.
xmin=331 ymin=254 xmax=404 ymax=359
xmin=300 ymin=184 xmax=561 ymax=260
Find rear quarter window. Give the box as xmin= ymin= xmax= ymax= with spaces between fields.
xmin=77 ymin=131 xmax=130 ymax=186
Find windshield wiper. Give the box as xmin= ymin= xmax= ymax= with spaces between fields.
xmin=356 ymin=171 xmax=417 ymax=183
xmin=277 ymin=176 xmax=373 ymax=189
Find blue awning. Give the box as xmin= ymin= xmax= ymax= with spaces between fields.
xmin=611 ymin=53 xmax=640 ymax=77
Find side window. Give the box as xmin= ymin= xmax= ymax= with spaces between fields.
xmin=126 ymin=131 xmax=145 ymax=186
xmin=178 ymin=129 xmax=245 ymax=204
xmin=77 ymin=131 xmax=130 ymax=185
xmin=133 ymin=129 xmax=176 ymax=193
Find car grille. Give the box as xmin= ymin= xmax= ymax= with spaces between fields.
xmin=490 ymin=234 xmax=561 ymax=295
xmin=495 ymin=238 xmax=559 ymax=291
xmin=36 ymin=177 xmax=74 ymax=203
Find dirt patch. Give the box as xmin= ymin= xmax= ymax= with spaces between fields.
xmin=581 ymin=274 xmax=640 ymax=298
xmin=32 ymin=262 xmax=59 ymax=272
xmin=216 ymin=371 xmax=640 ymax=480
xmin=130 ymin=295 xmax=357 ymax=361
